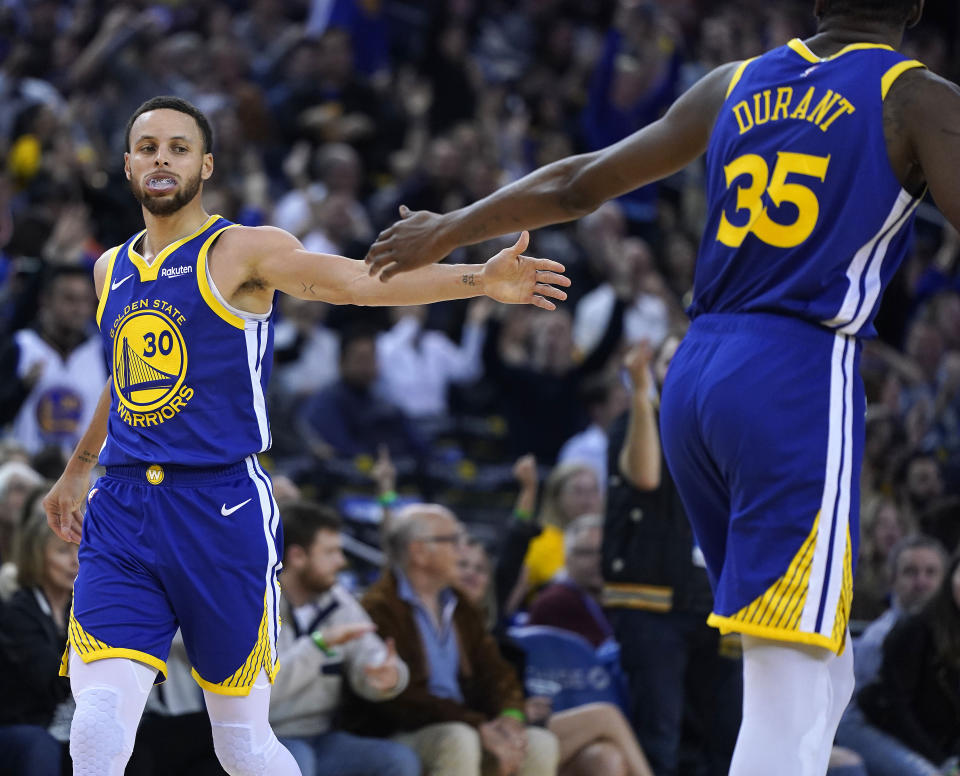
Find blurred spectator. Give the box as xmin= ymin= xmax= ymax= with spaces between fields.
xmin=0 ymin=488 xmax=76 ymax=776
xmin=343 ymin=503 xmax=559 ymax=776
xmin=837 ymin=535 xmax=948 ymax=776
xmin=0 ymin=265 xmax=105 ymax=458
xmin=300 ymin=325 xmax=428 ymax=463
xmin=0 ymin=459 xmax=42 ymax=564
xmin=602 ymin=338 xmax=741 ymax=776
xmin=457 ymin=524 xmax=655 ymax=776
xmin=270 ymin=501 xmax=418 ymax=776
xmin=557 ymin=370 xmax=629 ymax=487
xmin=898 ymin=452 xmax=947 ymax=531
xmin=859 ymin=551 xmax=960 ymax=773
xmin=528 ymin=514 xmax=611 ymax=647
xmin=484 ymin=303 xmax=624 ymax=463
xmin=852 ymin=498 xmax=913 ymax=622
xmin=574 ymin=237 xmax=670 ymax=353
xmin=272 ymin=295 xmax=340 ymax=399
xmin=510 ymin=461 xmax=604 ymax=614
xmin=376 ymin=299 xmax=488 ymax=425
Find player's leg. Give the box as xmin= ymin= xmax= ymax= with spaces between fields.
xmin=68 ymin=653 xmax=157 ymax=776
xmin=65 ymin=473 xmax=180 ymax=775
xmin=730 ymin=635 xmax=853 ymax=776
xmin=202 ymin=669 xmax=300 ymax=776
xmin=663 ymin=314 xmax=863 ymax=776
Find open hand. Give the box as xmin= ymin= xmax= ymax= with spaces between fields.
xmin=481 ymin=232 xmax=570 ymax=311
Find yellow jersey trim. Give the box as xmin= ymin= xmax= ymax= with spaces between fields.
xmin=725 ymin=57 xmax=758 ymax=99
xmin=197 ymin=225 xmax=245 ymax=330
xmin=787 ymin=38 xmax=894 ymax=64
xmin=127 ymin=213 xmax=221 ymax=282
xmin=191 ymin=593 xmax=277 ymax=696
xmin=95 ymin=245 xmax=122 ymax=328
xmin=881 ymin=60 xmax=925 ymax=100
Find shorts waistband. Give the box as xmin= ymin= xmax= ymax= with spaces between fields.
xmin=689 ymin=312 xmax=851 ymax=341
xmin=105 ymin=459 xmax=250 ymax=486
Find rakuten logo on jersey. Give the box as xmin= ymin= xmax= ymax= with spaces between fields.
xmin=161 ymin=266 xmax=193 ymax=279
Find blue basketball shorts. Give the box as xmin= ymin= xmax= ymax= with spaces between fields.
xmin=60 ymin=455 xmax=283 ymax=695
xmin=660 ymin=313 xmax=862 ymax=655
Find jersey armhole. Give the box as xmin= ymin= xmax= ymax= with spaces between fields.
xmin=95 ymin=246 xmax=122 ymax=329
xmin=881 ymin=60 xmax=925 ymax=100
xmin=725 ymin=57 xmax=759 ymax=99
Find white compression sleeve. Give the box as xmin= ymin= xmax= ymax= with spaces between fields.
xmin=729 ymin=635 xmax=854 ymax=776
xmin=68 ymin=651 xmax=158 ymax=776
xmin=203 ymin=670 xmax=301 ymax=776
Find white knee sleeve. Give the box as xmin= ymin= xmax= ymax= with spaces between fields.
xmin=730 ymin=636 xmax=847 ymax=776
xmin=68 ymin=651 xmax=157 ymax=776
xmin=204 ymin=670 xmax=300 ymax=776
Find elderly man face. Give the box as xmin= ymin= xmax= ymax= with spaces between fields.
xmin=407 ymin=506 xmax=466 ymax=587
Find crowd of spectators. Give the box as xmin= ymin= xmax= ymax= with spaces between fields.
xmin=2 ymin=0 xmax=960 ymax=774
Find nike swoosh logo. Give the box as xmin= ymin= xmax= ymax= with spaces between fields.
xmin=221 ymin=498 xmax=252 ymax=516
xmin=111 ymin=273 xmax=134 ymax=290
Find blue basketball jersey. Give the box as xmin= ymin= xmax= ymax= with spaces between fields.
xmin=690 ymin=40 xmax=925 ymax=338
xmin=95 ymin=215 xmax=274 ymax=466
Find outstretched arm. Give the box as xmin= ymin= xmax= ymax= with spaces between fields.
xmin=225 ymin=228 xmax=570 ymax=310
xmin=365 ymin=61 xmax=741 ymax=279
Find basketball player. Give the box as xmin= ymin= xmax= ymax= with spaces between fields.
xmin=362 ymin=2 xmax=960 ymax=773
xmin=41 ymin=96 xmax=569 ymax=776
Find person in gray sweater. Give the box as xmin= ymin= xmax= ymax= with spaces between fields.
xmin=269 ymin=501 xmax=420 ymax=776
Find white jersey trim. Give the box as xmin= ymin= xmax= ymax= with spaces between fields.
xmin=822 ymin=188 xmax=919 ymax=333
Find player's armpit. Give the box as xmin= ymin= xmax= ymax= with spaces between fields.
xmin=897 ymin=69 xmax=960 ymax=232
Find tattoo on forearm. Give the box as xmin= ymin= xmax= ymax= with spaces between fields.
xmin=461 ymin=274 xmax=476 ymax=286
xmin=300 ymin=282 xmax=317 ymax=295
xmin=77 ymin=449 xmax=97 ymax=465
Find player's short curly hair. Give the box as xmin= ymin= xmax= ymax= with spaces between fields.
xmin=125 ymin=95 xmax=214 ymax=154
xmin=819 ymin=0 xmax=918 ymax=26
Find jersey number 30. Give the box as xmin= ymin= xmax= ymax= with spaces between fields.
xmin=717 ymin=151 xmax=830 ymax=248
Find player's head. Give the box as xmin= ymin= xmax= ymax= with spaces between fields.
xmin=124 ymin=96 xmax=214 ymax=216
xmin=815 ymin=0 xmax=922 ymax=28
xmin=281 ymin=500 xmax=345 ymax=594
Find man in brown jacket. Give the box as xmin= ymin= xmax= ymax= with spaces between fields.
xmin=343 ymin=503 xmax=558 ymax=776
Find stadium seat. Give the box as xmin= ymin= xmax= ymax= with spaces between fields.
xmin=506 ymin=625 xmax=630 ymax=716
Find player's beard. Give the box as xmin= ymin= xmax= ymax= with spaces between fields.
xmin=131 ymin=166 xmax=203 ymax=216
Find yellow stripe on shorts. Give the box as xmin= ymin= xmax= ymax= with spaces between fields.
xmin=707 ymin=512 xmax=853 ymax=655
xmin=60 ymin=606 xmax=167 ymax=678
xmin=191 ymin=593 xmax=279 ymax=696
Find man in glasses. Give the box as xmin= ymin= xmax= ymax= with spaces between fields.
xmin=342 ymin=503 xmax=559 ymax=776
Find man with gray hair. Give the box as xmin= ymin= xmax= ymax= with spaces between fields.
xmin=343 ymin=503 xmax=559 ymax=776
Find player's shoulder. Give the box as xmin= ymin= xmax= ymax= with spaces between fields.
xmin=215 ymin=223 xmax=302 ymax=255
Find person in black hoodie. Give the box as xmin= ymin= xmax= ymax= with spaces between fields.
xmin=0 ymin=486 xmax=77 ymax=776
xmin=859 ymin=550 xmax=960 ymax=773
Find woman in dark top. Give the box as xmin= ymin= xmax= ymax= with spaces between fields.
xmin=859 ymin=551 xmax=960 ymax=772
xmin=0 ymin=488 xmax=77 ymax=776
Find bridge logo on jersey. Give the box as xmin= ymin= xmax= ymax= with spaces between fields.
xmin=111 ymin=304 xmax=194 ymax=427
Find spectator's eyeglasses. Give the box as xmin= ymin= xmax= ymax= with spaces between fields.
xmin=421 ymin=533 xmax=466 ymax=546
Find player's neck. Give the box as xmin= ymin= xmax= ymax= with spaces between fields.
xmin=808 ymin=18 xmax=904 ymax=54
xmin=140 ymin=203 xmax=211 ymax=264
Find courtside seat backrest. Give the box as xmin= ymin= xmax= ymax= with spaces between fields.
xmin=506 ymin=625 xmax=630 ymax=715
